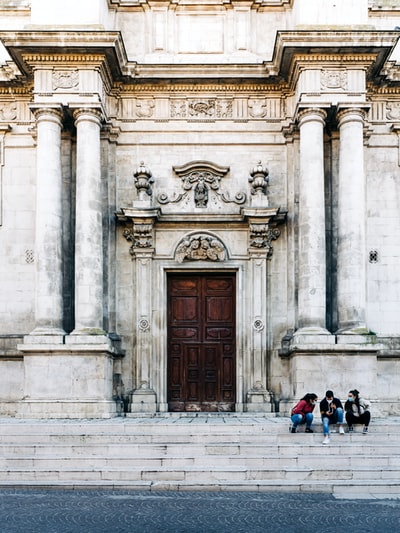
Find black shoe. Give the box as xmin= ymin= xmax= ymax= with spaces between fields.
xmin=291 ymin=427 xmax=296 ymax=433
xmin=305 ymin=428 xmax=313 ymax=433
xmin=348 ymin=426 xmax=353 ymax=432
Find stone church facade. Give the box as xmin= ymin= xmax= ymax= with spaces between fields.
xmin=0 ymin=0 xmax=400 ymax=418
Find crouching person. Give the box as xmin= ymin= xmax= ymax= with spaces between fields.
xmin=320 ymin=390 xmax=345 ymax=445
xmin=290 ymin=393 xmax=318 ymax=433
xmin=345 ymin=389 xmax=371 ymax=434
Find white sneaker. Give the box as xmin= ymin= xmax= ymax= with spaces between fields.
xmin=339 ymin=426 xmax=345 ymax=435
xmin=322 ymin=436 xmax=330 ymax=445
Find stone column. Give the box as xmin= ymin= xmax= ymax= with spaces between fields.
xmin=337 ymin=107 xmax=367 ymax=334
xmin=294 ymin=107 xmax=331 ymax=339
xmin=30 ymin=106 xmax=65 ymax=338
xmin=70 ymin=108 xmax=105 ymax=335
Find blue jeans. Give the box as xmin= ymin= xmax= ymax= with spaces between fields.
xmin=322 ymin=407 xmax=344 ymax=435
xmin=291 ymin=412 xmax=313 ymax=429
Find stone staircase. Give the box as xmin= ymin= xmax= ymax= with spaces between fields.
xmin=1 ymin=414 xmax=400 ymax=497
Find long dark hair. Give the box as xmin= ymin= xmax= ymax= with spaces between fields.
xmin=349 ymin=389 xmax=361 ymax=414
xmin=301 ymin=393 xmax=318 ymax=403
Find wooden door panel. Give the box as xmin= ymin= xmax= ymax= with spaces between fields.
xmin=167 ymin=273 xmax=235 ymax=412
xmin=170 ymin=297 xmax=199 ymax=322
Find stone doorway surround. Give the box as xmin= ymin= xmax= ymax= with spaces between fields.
xmin=117 ymin=160 xmax=286 ymax=414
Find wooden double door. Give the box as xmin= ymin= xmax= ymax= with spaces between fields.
xmin=167 ymin=273 xmax=236 ymax=412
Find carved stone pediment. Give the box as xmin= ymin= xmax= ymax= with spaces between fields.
xmin=157 ymin=160 xmax=246 ymax=208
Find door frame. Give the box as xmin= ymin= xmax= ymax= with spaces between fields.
xmin=166 ymin=271 xmax=237 ymax=412
xmin=153 ymin=263 xmax=245 ymax=413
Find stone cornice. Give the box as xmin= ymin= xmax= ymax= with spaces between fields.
xmin=0 ymin=31 xmax=128 ymax=82
xmin=272 ymin=31 xmax=400 ymax=85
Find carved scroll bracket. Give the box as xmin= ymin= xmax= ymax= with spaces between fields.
xmin=116 ymin=207 xmax=160 ymax=257
xmin=242 ymin=207 xmax=287 ymax=260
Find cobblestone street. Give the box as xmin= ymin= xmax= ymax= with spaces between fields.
xmin=1 ymin=489 xmax=399 ymax=533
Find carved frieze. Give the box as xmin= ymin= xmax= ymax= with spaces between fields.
xmin=175 ymin=234 xmax=227 ymax=263
xmin=122 ymin=91 xmax=281 ymax=121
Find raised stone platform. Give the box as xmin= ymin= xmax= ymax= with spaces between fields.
xmin=1 ymin=414 xmax=400 ymax=498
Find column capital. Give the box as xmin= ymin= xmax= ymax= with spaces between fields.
xmin=336 ymin=105 xmax=370 ymax=127
xmin=29 ymin=105 xmax=63 ymax=125
xmin=72 ymin=107 xmax=104 ymax=126
xmin=296 ymin=107 xmax=327 ymax=127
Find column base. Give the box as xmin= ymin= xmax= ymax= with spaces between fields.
xmin=245 ymin=387 xmax=274 ymax=412
xmin=24 ymin=326 xmax=66 ymax=345
xmin=336 ymin=325 xmax=376 ymax=344
xmin=130 ymin=386 xmax=157 ymax=414
xmin=291 ymin=327 xmax=335 ymax=346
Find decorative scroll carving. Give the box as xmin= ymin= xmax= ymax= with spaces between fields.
xmin=136 ymin=99 xmax=155 ymax=118
xmin=170 ymin=99 xmax=187 ymax=118
xmin=320 ymin=69 xmax=347 ymax=91
xmin=175 ymin=234 xmax=226 ymax=263
xmin=157 ymin=160 xmax=246 ymax=206
xmin=386 ymin=102 xmax=400 ymax=121
xmin=248 ymin=98 xmax=267 ymax=118
xmin=171 ymin=98 xmax=232 ymax=119
xmin=0 ymin=102 xmax=17 ymax=121
xmin=123 ymin=222 xmax=153 ymax=254
xmin=188 ymin=99 xmax=215 ymax=117
xmin=249 ymin=223 xmax=280 ymax=259
xmin=216 ymin=99 xmax=233 ymax=118
xmin=52 ymin=70 xmax=79 ymax=90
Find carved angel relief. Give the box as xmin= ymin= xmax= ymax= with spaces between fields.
xmin=175 ymin=234 xmax=227 ymax=263
xmin=157 ymin=160 xmax=246 ymax=207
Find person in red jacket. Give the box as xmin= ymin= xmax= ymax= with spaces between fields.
xmin=290 ymin=393 xmax=318 ymax=433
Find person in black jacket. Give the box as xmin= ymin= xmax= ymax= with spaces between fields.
xmin=345 ymin=389 xmax=371 ymax=434
xmin=320 ymin=390 xmax=345 ymax=444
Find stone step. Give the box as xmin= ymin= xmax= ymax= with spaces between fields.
xmin=1 ymin=450 xmax=399 ymax=466
xmin=0 ymin=463 xmax=399 ymax=480
xmin=1 ymin=416 xmax=399 ymax=493
xmin=1 ymin=442 xmax=400 ymax=457
xmin=1 ymin=418 xmax=399 ymax=435
xmin=0 ymin=478 xmax=399 ymax=497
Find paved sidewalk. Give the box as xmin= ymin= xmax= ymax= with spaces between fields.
xmin=1 ymin=489 xmax=399 ymax=533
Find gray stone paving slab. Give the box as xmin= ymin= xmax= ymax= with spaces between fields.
xmin=0 ymin=489 xmax=399 ymax=533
